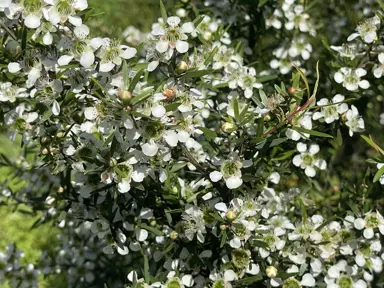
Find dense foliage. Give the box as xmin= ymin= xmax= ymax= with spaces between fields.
xmin=0 ymin=0 xmax=384 ymax=287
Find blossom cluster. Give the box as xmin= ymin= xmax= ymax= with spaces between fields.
xmin=0 ymin=0 xmax=383 ymax=287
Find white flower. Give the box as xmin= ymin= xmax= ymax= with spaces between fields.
xmin=330 ymin=43 xmax=363 ymax=60
xmin=289 ymin=36 xmax=312 ymax=60
xmin=334 ymin=68 xmax=370 ymax=91
xmin=348 ymin=16 xmax=380 ymax=43
xmin=312 ymin=94 xmax=348 ymax=124
xmin=373 ymin=53 xmax=384 ymax=78
xmin=210 ymin=155 xmax=243 ymax=189
xmin=152 ymin=16 xmax=194 ymax=54
xmin=237 ymin=67 xmax=262 ymax=98
xmin=0 ymin=82 xmax=28 ymax=103
xmin=345 ymin=105 xmax=364 ymax=137
xmin=182 ymin=205 xmax=206 ymax=243
xmin=292 ymin=142 xmax=327 ymax=177
xmin=97 ymin=39 xmax=137 ymax=72
xmin=286 ymin=111 xmax=312 ymax=141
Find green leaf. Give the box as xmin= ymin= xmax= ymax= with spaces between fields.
xmin=131 ymin=89 xmax=154 ymax=105
xmin=220 ymin=231 xmax=227 ymax=248
xmin=143 ymin=254 xmax=150 ymax=283
xmin=259 ymin=90 xmax=268 ymax=105
xmin=373 ymin=165 xmax=384 ymax=183
xmin=128 ymin=69 xmax=144 ymax=92
xmin=197 ymin=127 xmax=217 ymax=141
xmin=122 ymin=60 xmax=130 ymax=89
xmin=165 ymin=102 xmax=181 ymax=112
xmin=170 ymin=162 xmax=187 ymax=173
xmin=361 ymin=135 xmax=384 ymax=155
xmin=258 ymin=0 xmax=269 ymax=7
xmin=140 ymin=224 xmax=165 ymax=236
xmin=233 ymin=97 xmax=240 ymax=121
xmin=293 ymin=127 xmax=333 ymax=138
xmin=272 ymin=150 xmax=296 ymax=161
xmin=257 ymin=75 xmax=277 ymax=83
xmin=204 ymin=46 xmax=219 ymax=66
xmin=235 ymin=276 xmax=263 ymax=285
xmin=182 ymin=69 xmax=214 ymax=79
xmin=159 ymin=0 xmax=167 ymax=23
xmin=193 ymin=15 xmax=205 ymax=28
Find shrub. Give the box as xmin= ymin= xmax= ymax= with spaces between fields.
xmin=0 ymin=0 xmax=384 ymax=287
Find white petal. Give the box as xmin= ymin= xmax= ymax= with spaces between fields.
xmin=58 ymin=55 xmax=74 ymax=66
xmin=301 ymin=273 xmax=315 ymax=287
xmin=52 ymin=100 xmax=60 ymax=116
xmin=120 ymin=47 xmax=137 ymax=59
xmin=80 ymin=52 xmax=95 ymax=68
xmin=8 ymin=62 xmax=21 ymax=73
xmin=210 ymin=171 xmax=223 ymax=182
xmin=118 ymin=180 xmax=131 ymax=193
xmin=164 ymin=130 xmax=178 ymax=147
xmin=309 ymin=144 xmax=320 ymax=155
xmin=74 ymin=24 xmax=89 ymax=39
xmin=148 ymin=61 xmax=159 ymax=72
xmin=151 ymin=105 xmax=166 ymax=118
xmin=379 ymin=53 xmax=384 ymax=64
xmin=346 ymin=82 xmax=358 ymax=91
xmin=176 ymin=40 xmax=189 ymax=53
xmin=167 ymin=16 xmax=181 ymax=27
xmin=142 ymin=142 xmax=159 ymax=157
xmin=214 ymin=202 xmax=227 ymax=212
xmin=268 ymin=172 xmax=280 ymax=184
xmin=156 ymin=41 xmax=169 ymax=53
xmin=332 ymin=94 xmax=344 ymax=103
xmin=354 ymin=218 xmax=365 ymax=230
xmin=305 ymin=166 xmax=316 ymax=177
xmin=226 ymin=176 xmax=243 ymax=189
xmin=292 ymin=155 xmax=302 ymax=167
xmin=68 ymin=15 xmax=82 ymax=26
xmin=24 ymin=14 xmax=41 ymax=29
xmin=181 ymin=22 xmax=194 ymax=33
xmin=84 ymin=107 xmax=98 ymax=120
xmin=246 ymin=263 xmax=260 ymax=275
xmin=100 ymin=62 xmax=115 ymax=72
xmin=136 ymin=229 xmax=148 ymax=242
xmin=334 ymin=72 xmax=344 ymax=83
xmin=64 ymin=145 xmax=76 ymax=156
xmin=355 ymin=254 xmax=366 ymax=267
xmin=223 ymin=270 xmax=237 ymax=282
xmin=297 ymin=142 xmax=307 ymax=153
xmin=43 ymin=32 xmax=53 ymax=45
xmin=359 ymin=80 xmax=370 ymax=89
xmin=181 ymin=275 xmax=194 ymax=287
xmin=363 ymin=228 xmax=374 ymax=239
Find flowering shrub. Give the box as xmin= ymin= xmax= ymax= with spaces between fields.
xmin=1 ymin=0 xmax=384 ymax=287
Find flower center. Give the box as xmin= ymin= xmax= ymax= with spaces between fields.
xmin=337 ymin=275 xmax=353 ymax=288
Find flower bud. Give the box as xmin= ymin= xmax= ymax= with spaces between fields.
xmin=41 ymin=136 xmax=50 ymax=144
xmin=5 ymin=40 xmax=21 ymax=59
xmin=221 ymin=122 xmax=236 ymax=133
xmin=219 ymin=224 xmax=227 ymax=231
xmin=288 ymin=86 xmax=297 ymax=95
xmin=57 ymin=186 xmax=64 ymax=193
xmin=118 ymin=89 xmax=132 ymax=103
xmin=264 ymin=114 xmax=271 ymax=122
xmin=163 ymin=88 xmax=176 ymax=102
xmin=266 ymin=266 xmax=278 ymax=278
xmin=225 ymin=209 xmax=237 ymax=221
xmin=150 ymin=220 xmax=157 ymax=227
xmin=176 ymin=61 xmax=188 ymax=74
xmin=203 ymin=31 xmax=212 ymax=41
xmin=41 ymin=148 xmax=49 ymax=155
xmin=49 ymin=146 xmax=57 ymax=153
xmin=56 ymin=131 xmax=64 ymax=138
xmin=109 ymin=157 xmax=117 ymax=167
xmin=170 ymin=231 xmax=178 ymax=240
